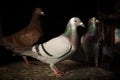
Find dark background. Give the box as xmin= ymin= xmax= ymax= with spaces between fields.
xmin=0 ymin=0 xmax=119 ymax=44
xmin=0 ymin=0 xmax=99 ymax=38
xmin=0 ymin=0 xmax=118 ymax=39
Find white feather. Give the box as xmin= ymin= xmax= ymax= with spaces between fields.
xmin=38 ymin=35 xmax=71 ymax=58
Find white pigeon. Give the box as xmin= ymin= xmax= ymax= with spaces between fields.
xmin=20 ymin=17 xmax=85 ymax=76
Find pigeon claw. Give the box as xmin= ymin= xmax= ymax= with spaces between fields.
xmin=22 ymin=56 xmax=30 ymax=65
xmin=53 ymin=70 xmax=69 ymax=76
xmin=54 ymin=71 xmax=67 ymax=76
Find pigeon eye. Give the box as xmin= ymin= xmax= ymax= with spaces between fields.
xmin=74 ymin=20 xmax=77 ymax=23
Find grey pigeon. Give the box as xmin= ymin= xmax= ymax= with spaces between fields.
xmin=20 ymin=17 xmax=85 ymax=76
xmin=81 ymin=17 xmax=101 ymax=67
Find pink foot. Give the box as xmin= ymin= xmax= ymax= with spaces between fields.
xmin=53 ymin=70 xmax=69 ymax=76
xmin=22 ymin=56 xmax=30 ymax=65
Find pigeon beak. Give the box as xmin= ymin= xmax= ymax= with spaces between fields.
xmin=41 ymin=11 xmax=45 ymax=16
xmin=79 ymin=22 xmax=85 ymax=27
xmin=96 ymin=20 xmax=99 ymax=23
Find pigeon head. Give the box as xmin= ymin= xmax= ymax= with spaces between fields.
xmin=64 ymin=17 xmax=85 ymax=36
xmin=33 ymin=8 xmax=45 ymax=16
xmin=88 ymin=17 xmax=99 ymax=28
xmin=69 ymin=17 xmax=85 ymax=28
xmin=89 ymin=17 xmax=99 ymax=23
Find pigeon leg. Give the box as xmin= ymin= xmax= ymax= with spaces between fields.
xmin=22 ymin=56 xmax=30 ymax=64
xmin=50 ymin=64 xmax=67 ymax=76
xmin=95 ymin=48 xmax=99 ymax=68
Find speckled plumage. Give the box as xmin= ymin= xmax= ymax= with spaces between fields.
xmin=0 ymin=8 xmax=45 ymax=64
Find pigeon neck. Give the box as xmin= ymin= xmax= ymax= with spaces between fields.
xmin=29 ymin=14 xmax=41 ymax=28
xmin=64 ymin=25 xmax=78 ymax=48
xmin=115 ymin=28 xmax=120 ymax=43
xmin=115 ymin=28 xmax=120 ymax=38
xmin=88 ymin=23 xmax=96 ymax=36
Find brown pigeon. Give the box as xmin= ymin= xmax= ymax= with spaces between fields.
xmin=0 ymin=8 xmax=45 ymax=64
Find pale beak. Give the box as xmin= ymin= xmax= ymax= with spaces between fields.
xmin=96 ymin=20 xmax=99 ymax=23
xmin=41 ymin=11 xmax=45 ymax=16
xmin=79 ymin=22 xmax=85 ymax=27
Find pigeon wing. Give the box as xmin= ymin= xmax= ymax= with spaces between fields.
xmin=39 ymin=35 xmax=71 ymax=58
